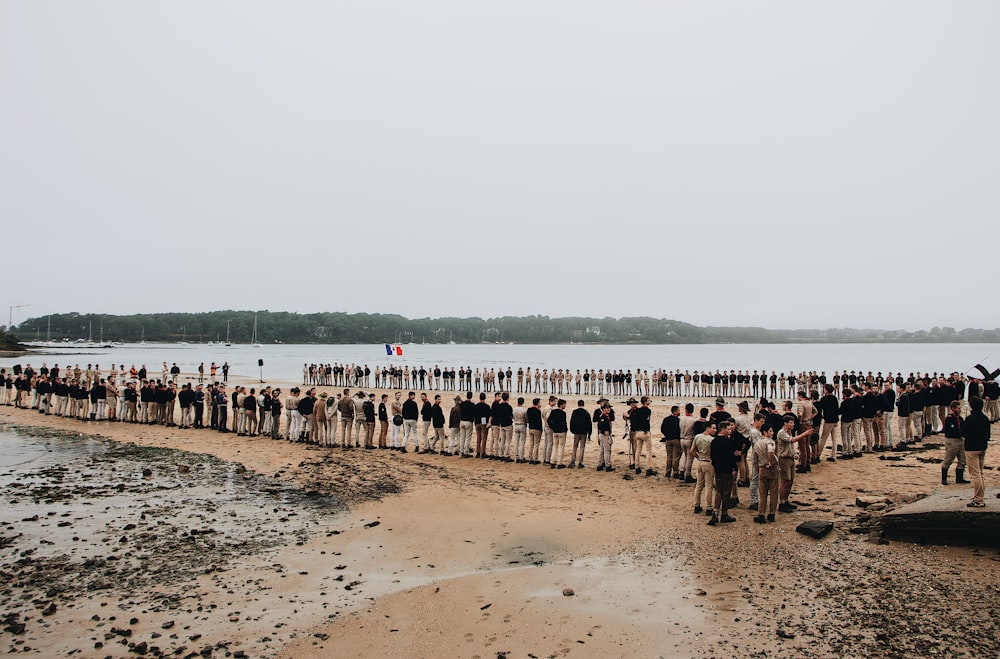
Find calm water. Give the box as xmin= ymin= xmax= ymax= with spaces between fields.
xmin=4 ymin=342 xmax=997 ymax=382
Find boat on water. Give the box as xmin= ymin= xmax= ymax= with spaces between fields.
xmin=25 ymin=340 xmax=116 ymax=350
xmin=251 ymin=314 xmax=263 ymax=348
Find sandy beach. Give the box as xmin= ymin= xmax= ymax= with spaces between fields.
xmin=2 ymin=376 xmax=998 ymax=658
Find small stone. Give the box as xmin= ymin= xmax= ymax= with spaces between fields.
xmin=562 ymin=588 xmax=575 ymax=597
xmin=142 ymin=468 xmax=153 ymax=477
xmin=856 ymin=496 xmax=892 ymax=507
xmin=178 ymin=465 xmax=190 ymax=473
xmin=777 ymin=628 xmax=796 ymax=639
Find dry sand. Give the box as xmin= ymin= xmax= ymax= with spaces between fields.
xmin=2 ymin=378 xmax=998 ymax=658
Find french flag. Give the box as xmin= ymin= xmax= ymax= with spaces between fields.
xmin=385 ymin=344 xmax=404 ymax=356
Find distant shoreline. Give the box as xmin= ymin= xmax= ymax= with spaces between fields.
xmin=12 ymin=311 xmax=999 ymax=346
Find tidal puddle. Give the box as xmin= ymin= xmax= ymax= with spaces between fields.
xmin=0 ymin=424 xmax=345 ymax=602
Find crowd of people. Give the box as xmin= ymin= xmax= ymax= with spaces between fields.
xmin=299 ymin=362 xmax=970 ymax=400
xmin=2 ymin=361 xmax=995 ymax=515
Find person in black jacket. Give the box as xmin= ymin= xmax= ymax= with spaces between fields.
xmin=178 ymin=384 xmax=195 ymax=429
xmin=474 ymin=393 xmax=492 ymax=458
xmin=418 ymin=393 xmax=434 ymax=453
xmin=401 ymin=391 xmax=419 ymax=453
xmin=839 ymin=388 xmax=859 ymax=458
xmin=629 ymin=396 xmax=655 ymax=477
xmin=595 ymin=402 xmax=615 ymax=471
xmin=941 ymin=400 xmax=969 ymax=485
xmin=661 ymin=406 xmax=682 ymax=478
xmin=216 ymin=385 xmax=229 ymax=432
xmin=547 ymin=399 xmax=568 ymax=468
xmin=363 ymin=393 xmax=377 ymax=448
xmin=962 ymin=396 xmax=990 ymax=507
xmin=493 ymin=392 xmax=514 ymax=461
xmin=429 ymin=394 xmax=446 ymax=453
xmin=708 ymin=421 xmax=740 ymax=525
xmin=378 ymin=394 xmax=389 ymax=449
xmin=192 ymin=384 xmax=205 ymax=428
xmin=269 ymin=389 xmax=283 ymax=439
xmin=526 ymin=398 xmax=543 ymax=464
xmin=880 ymin=383 xmax=896 ymax=448
xmin=860 ymin=383 xmax=878 ymax=452
xmin=569 ymin=400 xmax=592 ymax=468
xmin=297 ymin=389 xmax=316 ymax=443
xmin=911 ymin=381 xmax=927 ymax=440
xmin=90 ymin=379 xmax=106 ymax=420
xmin=459 ymin=392 xmax=477 ymax=457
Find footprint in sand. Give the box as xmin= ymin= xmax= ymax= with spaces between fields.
xmin=464 ymin=632 xmax=474 ymax=643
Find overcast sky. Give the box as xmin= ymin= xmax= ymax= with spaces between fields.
xmin=2 ymin=1 xmax=997 ymax=331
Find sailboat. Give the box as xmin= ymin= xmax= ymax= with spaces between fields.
xmin=251 ymin=314 xmax=263 ymax=347
xmin=178 ymin=326 xmax=188 ymax=345
xmin=139 ymin=327 xmax=146 ymax=346
xmin=225 ymin=322 xmax=232 ymax=347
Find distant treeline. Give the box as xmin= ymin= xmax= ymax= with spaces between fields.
xmin=11 ymin=312 xmax=1000 ymax=345
xmin=0 ymin=328 xmax=24 ymax=350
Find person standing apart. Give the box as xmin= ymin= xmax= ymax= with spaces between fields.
xmin=941 ymin=400 xmax=970 ymax=485
xmin=962 ymin=396 xmax=990 ymax=508
xmin=595 ymin=402 xmax=614 ymax=471
xmin=630 ymin=397 xmax=654 ymax=476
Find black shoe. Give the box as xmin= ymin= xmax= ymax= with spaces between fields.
xmin=766 ymin=514 xmax=776 ymax=523
xmin=694 ymin=505 xmax=703 ymax=514
xmin=826 ymin=457 xmax=836 ymax=462
xmin=707 ymin=515 xmax=719 ymax=526
xmin=778 ymin=502 xmax=796 ymax=513
xmin=399 ymin=447 xmax=407 ymax=453
xmin=550 ymin=463 xmax=556 ymax=469
xmin=720 ymin=514 xmax=736 ymax=523
xmin=597 ymin=465 xmax=605 ymax=472
xmin=557 ymin=464 xmax=566 ymax=469
xmin=748 ymin=502 xmax=758 ymax=512
xmin=568 ymin=462 xmax=576 ymax=469
xmin=645 ymin=469 xmax=657 ymax=477
xmin=705 ymin=509 xmax=715 ymax=517
xmin=577 ymin=463 xmax=584 ymax=469
xmin=605 ymin=466 xmax=615 ymax=472
xmin=635 ymin=467 xmax=641 ymax=475
xmin=684 ymin=476 xmax=696 ymax=483
xmin=753 ymin=515 xmax=766 ymax=524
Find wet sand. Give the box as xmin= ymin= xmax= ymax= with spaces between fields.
xmin=2 ymin=381 xmax=999 ymax=658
